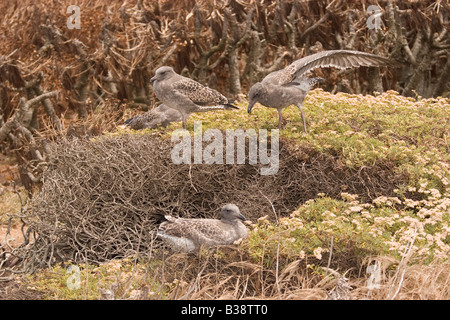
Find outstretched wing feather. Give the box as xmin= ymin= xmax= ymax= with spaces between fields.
xmin=267 ymin=50 xmax=395 ymax=86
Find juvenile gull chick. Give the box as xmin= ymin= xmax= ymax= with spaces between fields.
xmin=123 ymin=104 xmax=182 ymax=130
xmin=150 ymin=66 xmax=238 ymax=129
xmin=156 ymin=204 xmax=248 ymax=253
xmin=247 ymin=50 xmax=396 ymax=132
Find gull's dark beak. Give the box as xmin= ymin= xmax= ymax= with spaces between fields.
xmin=150 ymin=76 xmax=156 ymax=84
xmin=247 ymin=100 xmax=256 ymax=114
xmin=238 ymin=213 xmax=246 ymax=221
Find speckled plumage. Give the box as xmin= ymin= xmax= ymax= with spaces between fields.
xmin=262 ymin=50 xmax=394 ymax=86
xmin=171 ymin=78 xmax=228 ymax=106
xmin=248 ymin=50 xmax=396 ymax=132
xmin=156 ymin=204 xmax=248 ymax=253
xmin=124 ymin=104 xmax=182 ymax=130
xmin=150 ymin=66 xmax=238 ymax=129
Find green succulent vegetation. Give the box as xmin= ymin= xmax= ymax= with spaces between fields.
xmin=18 ymin=258 xmax=167 ymax=300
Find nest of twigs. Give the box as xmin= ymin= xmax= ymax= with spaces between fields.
xmin=12 ymin=133 xmax=406 ymax=271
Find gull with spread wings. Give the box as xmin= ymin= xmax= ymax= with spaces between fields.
xmin=247 ymin=50 xmax=397 ymax=132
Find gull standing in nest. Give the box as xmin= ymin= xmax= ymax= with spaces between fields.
xmin=247 ymin=50 xmax=397 ymax=132
xmin=156 ymin=204 xmax=248 ymax=253
xmin=150 ymin=66 xmax=238 ymax=129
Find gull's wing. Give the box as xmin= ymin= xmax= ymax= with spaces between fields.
xmin=159 ymin=217 xmax=234 ymax=245
xmin=171 ymin=76 xmax=228 ymax=106
xmin=263 ymin=50 xmax=396 ymax=86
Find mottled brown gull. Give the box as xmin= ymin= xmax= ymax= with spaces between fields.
xmin=156 ymin=204 xmax=248 ymax=253
xmin=123 ymin=104 xmax=182 ymax=130
xmin=247 ymin=50 xmax=397 ymax=132
xmin=150 ymin=66 xmax=238 ymax=129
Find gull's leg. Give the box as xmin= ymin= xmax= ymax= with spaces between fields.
xmin=297 ymin=103 xmax=307 ymax=133
xmin=179 ymin=112 xmax=190 ymax=129
xmin=277 ymin=109 xmax=283 ymax=129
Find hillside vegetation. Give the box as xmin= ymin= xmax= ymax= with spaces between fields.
xmin=0 ymin=0 xmax=448 ymax=300
xmin=2 ymin=89 xmax=448 ymax=300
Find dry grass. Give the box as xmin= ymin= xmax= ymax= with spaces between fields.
xmin=10 ymin=244 xmax=449 ymax=300
xmin=352 ymin=257 xmax=450 ymax=300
